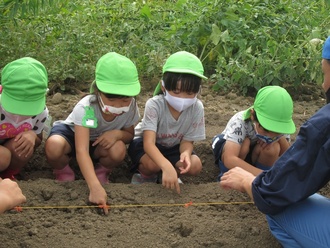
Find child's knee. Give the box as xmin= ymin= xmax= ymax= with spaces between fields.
xmin=0 ymin=146 xmax=11 ymax=170
xmin=109 ymin=144 xmax=126 ymax=162
xmin=45 ymin=138 xmax=67 ymax=160
xmin=186 ymin=155 xmax=202 ymax=175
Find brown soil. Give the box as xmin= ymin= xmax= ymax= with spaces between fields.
xmin=2 ymin=83 xmax=329 ymax=248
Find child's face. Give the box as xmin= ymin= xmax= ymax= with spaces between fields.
xmin=165 ymin=81 xmax=197 ymax=99
xmin=98 ymin=93 xmax=132 ymax=116
xmin=253 ymin=122 xmax=283 ymax=144
xmin=161 ymin=81 xmax=198 ymax=113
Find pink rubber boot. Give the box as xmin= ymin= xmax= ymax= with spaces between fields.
xmin=95 ymin=163 xmax=112 ymax=184
xmin=53 ymin=164 xmax=75 ymax=182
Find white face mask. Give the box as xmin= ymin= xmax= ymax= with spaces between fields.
xmin=163 ymin=90 xmax=197 ymax=112
xmin=98 ymin=95 xmax=131 ymax=116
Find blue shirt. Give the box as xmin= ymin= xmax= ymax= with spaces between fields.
xmin=252 ymin=104 xmax=330 ymax=215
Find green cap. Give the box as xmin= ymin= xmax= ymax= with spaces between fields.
xmin=95 ymin=52 xmax=141 ymax=96
xmin=162 ymin=51 xmax=207 ymax=79
xmin=243 ymin=86 xmax=295 ymax=134
xmin=1 ymin=57 xmax=48 ymax=116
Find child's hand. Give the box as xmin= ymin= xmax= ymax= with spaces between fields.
xmin=89 ymin=185 xmax=109 ymax=215
xmin=14 ymin=131 xmax=37 ymax=157
xmin=177 ymin=152 xmax=191 ymax=174
xmin=162 ymin=166 xmax=180 ymax=194
xmin=92 ymin=131 xmax=117 ymax=149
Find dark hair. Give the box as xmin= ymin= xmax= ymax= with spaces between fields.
xmin=252 ymin=111 xmax=270 ymax=132
xmin=162 ymin=72 xmax=201 ymax=93
xmin=252 ymin=111 xmax=258 ymax=122
xmin=88 ymin=81 xmax=138 ymax=121
xmin=90 ymin=81 xmax=130 ymax=99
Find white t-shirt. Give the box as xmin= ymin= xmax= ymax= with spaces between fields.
xmin=54 ymin=95 xmax=140 ymax=141
xmin=222 ymin=110 xmax=290 ymax=145
xmin=134 ymin=95 xmax=205 ymax=147
xmin=0 ymin=105 xmax=48 ymax=143
xmin=222 ymin=111 xmax=258 ymax=145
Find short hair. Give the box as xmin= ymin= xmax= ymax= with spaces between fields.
xmin=90 ymin=81 xmax=130 ymax=99
xmin=162 ymin=72 xmax=201 ymax=93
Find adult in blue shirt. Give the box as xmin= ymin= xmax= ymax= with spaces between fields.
xmin=322 ymin=36 xmax=330 ymax=103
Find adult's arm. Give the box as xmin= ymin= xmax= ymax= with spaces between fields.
xmin=252 ymin=104 xmax=330 ymax=215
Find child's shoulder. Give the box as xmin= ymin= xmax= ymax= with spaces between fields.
xmin=75 ymin=95 xmax=95 ymax=106
xmin=145 ymin=94 xmax=164 ymax=105
xmin=195 ymin=98 xmax=204 ymax=108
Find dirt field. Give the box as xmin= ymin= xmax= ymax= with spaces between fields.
xmin=2 ymin=82 xmax=328 ymax=248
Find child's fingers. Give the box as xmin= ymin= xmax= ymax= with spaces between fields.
xmin=92 ymin=139 xmax=100 ymax=146
xmin=179 ymin=167 xmax=189 ymax=174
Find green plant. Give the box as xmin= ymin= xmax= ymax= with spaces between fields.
xmin=0 ymin=0 xmax=329 ymax=95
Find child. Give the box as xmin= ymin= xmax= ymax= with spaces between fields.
xmin=0 ymin=57 xmax=49 ymax=179
xmin=322 ymin=36 xmax=330 ymax=103
xmin=128 ymin=51 xmax=207 ymax=194
xmin=45 ymin=52 xmax=141 ymax=209
xmin=212 ymin=85 xmax=296 ymax=180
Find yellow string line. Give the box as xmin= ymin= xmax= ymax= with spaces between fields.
xmin=16 ymin=201 xmax=254 ymax=210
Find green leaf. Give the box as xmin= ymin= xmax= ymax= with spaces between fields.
xmin=140 ymin=4 xmax=151 ymax=20
xmin=210 ymin=24 xmax=221 ymax=45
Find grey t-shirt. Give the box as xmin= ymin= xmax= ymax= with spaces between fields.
xmin=54 ymin=95 xmax=140 ymax=141
xmin=135 ymin=95 xmax=205 ymax=147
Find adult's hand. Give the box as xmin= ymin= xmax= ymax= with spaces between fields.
xmin=220 ymin=167 xmax=255 ymax=198
xmin=0 ymin=178 xmax=26 ymax=213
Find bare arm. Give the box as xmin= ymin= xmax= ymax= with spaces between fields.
xmin=278 ymin=136 xmax=290 ymax=156
xmin=75 ymin=125 xmax=108 ymax=213
xmin=222 ymin=140 xmax=263 ymax=176
xmin=143 ymin=130 xmax=180 ymax=194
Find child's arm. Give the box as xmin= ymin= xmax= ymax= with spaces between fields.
xmin=278 ymin=136 xmax=290 ymax=156
xmin=143 ymin=130 xmax=180 ymax=194
xmin=222 ymin=140 xmax=263 ymax=176
xmin=75 ymin=125 xmax=108 ymax=213
xmin=239 ymin=138 xmax=251 ymax=160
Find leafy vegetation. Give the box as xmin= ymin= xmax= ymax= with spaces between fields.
xmin=0 ymin=0 xmax=329 ymax=94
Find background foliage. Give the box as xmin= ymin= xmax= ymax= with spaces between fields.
xmin=0 ymin=0 xmax=329 ymax=94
